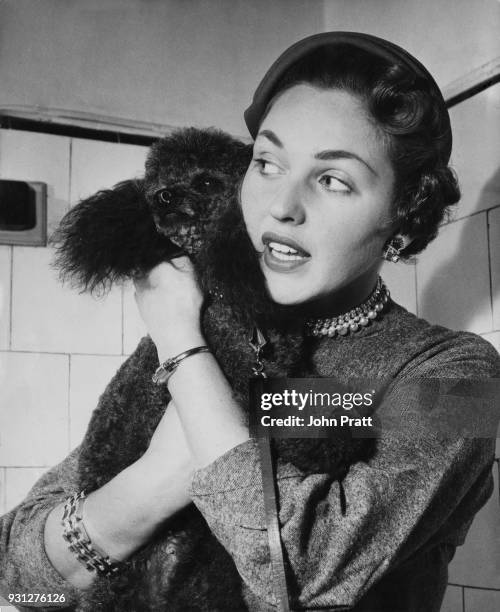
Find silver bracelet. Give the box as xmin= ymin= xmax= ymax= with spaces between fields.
xmin=152 ymin=345 xmax=211 ymax=385
xmin=61 ymin=491 xmax=122 ymax=577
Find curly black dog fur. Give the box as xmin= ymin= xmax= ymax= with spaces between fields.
xmin=52 ymin=127 xmax=376 ymax=610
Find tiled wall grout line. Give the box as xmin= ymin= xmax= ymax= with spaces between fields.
xmin=486 ymin=210 xmax=495 ymax=329
xmin=462 ymin=585 xmax=465 ymax=612
xmin=8 ymin=246 xmax=13 ymax=350
xmin=442 ymin=201 xmax=500 ymax=228
xmin=68 ymin=138 xmax=73 ymax=205
xmin=449 ymin=582 xmax=500 ymax=591
xmin=2 ymin=466 xmax=49 ymax=469
xmin=0 ymin=349 xmax=124 ymax=357
xmin=67 ymin=354 xmax=72 ymax=453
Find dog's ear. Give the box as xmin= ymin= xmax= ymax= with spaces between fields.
xmin=51 ymin=179 xmax=178 ymax=295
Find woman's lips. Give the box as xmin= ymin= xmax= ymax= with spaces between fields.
xmin=261 ymin=232 xmax=310 ymax=273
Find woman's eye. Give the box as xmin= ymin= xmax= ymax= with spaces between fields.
xmin=319 ymin=174 xmax=352 ymax=193
xmin=254 ymin=158 xmax=281 ymax=175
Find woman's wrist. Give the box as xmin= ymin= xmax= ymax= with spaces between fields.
xmin=155 ymin=330 xmax=206 ymax=364
xmin=81 ymin=456 xmax=193 ymax=561
xmin=166 ymin=352 xmax=249 ymax=467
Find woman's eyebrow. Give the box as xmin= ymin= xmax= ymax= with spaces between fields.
xmin=256 ymin=129 xmax=283 ymax=148
xmin=315 ymin=149 xmax=378 ymax=177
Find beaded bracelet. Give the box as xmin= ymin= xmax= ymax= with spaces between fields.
xmin=61 ymin=491 xmax=122 ymax=577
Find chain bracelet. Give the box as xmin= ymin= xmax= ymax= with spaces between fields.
xmin=61 ymin=491 xmax=122 ymax=577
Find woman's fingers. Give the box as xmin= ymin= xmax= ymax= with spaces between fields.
xmin=169 ymin=255 xmax=195 ymax=272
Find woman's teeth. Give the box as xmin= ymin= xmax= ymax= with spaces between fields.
xmin=268 ymin=241 xmax=304 ymax=261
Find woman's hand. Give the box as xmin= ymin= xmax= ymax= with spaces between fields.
xmin=135 ymin=258 xmax=248 ymax=468
xmin=133 ymin=257 xmax=205 ymax=360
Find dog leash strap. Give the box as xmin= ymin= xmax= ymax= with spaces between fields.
xmin=258 ymin=434 xmax=291 ymax=612
xmin=258 ymin=438 xmax=354 ymax=612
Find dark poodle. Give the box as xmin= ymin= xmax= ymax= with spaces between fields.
xmin=51 ymin=127 xmax=375 ymax=610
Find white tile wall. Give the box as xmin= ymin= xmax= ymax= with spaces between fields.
xmin=123 ymin=281 xmax=147 ymax=355
xmin=11 ymin=246 xmax=122 ymax=354
xmin=5 ymin=467 xmax=47 ymax=513
xmin=0 ymin=352 xmax=69 ymax=466
xmin=69 ymin=354 xmax=127 ymax=448
xmin=489 ymin=207 xmax=500 ymax=330
xmin=448 ymin=459 xmax=500 ymax=588
xmin=70 ymin=139 xmax=148 ymax=203
xmin=0 ymin=246 xmax=11 ymax=350
xmin=441 ymin=585 xmax=463 ymax=612
xmin=380 ymin=260 xmax=417 ymax=314
xmin=416 ymin=213 xmax=492 ymax=334
xmin=464 ymin=587 xmax=500 ymax=612
xmin=0 ymin=129 xmax=71 ymax=235
xmin=481 ymin=332 xmax=500 ymax=354
xmin=448 ymin=83 xmax=500 ymax=221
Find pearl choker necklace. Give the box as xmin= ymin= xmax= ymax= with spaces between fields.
xmin=305 ymin=277 xmax=389 ymax=337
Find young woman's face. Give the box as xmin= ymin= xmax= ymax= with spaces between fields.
xmin=241 ymin=85 xmax=396 ymax=307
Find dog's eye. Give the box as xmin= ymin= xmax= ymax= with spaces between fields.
xmin=191 ymin=173 xmax=224 ymax=195
xmin=156 ymin=189 xmax=172 ymax=205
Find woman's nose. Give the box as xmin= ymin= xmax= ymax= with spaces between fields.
xmin=268 ymin=184 xmax=306 ymax=224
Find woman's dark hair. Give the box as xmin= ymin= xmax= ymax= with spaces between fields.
xmin=261 ymin=45 xmax=460 ymax=258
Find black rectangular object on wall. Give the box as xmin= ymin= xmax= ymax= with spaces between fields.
xmin=0 ymin=180 xmax=47 ymax=246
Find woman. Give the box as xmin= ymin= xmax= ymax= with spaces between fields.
xmin=1 ymin=32 xmax=499 ymax=612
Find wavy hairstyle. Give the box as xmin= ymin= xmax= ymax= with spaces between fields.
xmin=260 ymin=45 xmax=460 ymax=258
